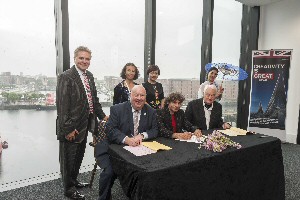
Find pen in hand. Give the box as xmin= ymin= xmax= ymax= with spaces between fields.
xmin=131 ymin=134 xmax=142 ymax=146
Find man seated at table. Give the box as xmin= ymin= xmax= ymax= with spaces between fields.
xmin=185 ymin=84 xmax=231 ymax=130
xmin=95 ymin=85 xmax=158 ymax=200
xmin=157 ymin=92 xmax=202 ymax=140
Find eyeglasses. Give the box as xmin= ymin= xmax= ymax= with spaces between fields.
xmin=149 ymin=71 xmax=159 ymax=75
xmin=204 ymin=93 xmax=216 ymax=98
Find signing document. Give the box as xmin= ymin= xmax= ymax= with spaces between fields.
xmin=123 ymin=141 xmax=172 ymax=156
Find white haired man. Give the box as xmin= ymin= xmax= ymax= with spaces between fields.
xmin=185 ymin=84 xmax=231 ymax=130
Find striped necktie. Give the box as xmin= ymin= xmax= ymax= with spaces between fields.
xmin=133 ymin=110 xmax=139 ymax=136
xmin=83 ymin=72 xmax=94 ymax=113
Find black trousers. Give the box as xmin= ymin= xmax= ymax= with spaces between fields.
xmin=59 ymin=136 xmax=87 ymax=194
xmin=98 ymin=162 xmax=116 ymax=200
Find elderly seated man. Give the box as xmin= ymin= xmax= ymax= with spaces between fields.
xmin=185 ymin=84 xmax=231 ymax=130
xmin=95 ymin=85 xmax=158 ymax=200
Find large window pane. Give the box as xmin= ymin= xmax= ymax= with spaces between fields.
xmin=212 ymin=0 xmax=242 ymax=125
xmin=0 ymin=0 xmax=56 ymax=185
xmin=156 ymin=0 xmax=203 ymax=104
xmin=69 ymin=0 xmax=145 ymax=103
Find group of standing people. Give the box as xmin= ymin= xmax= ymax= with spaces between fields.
xmin=113 ymin=63 xmax=165 ymax=110
xmin=56 ymin=46 xmax=230 ymax=200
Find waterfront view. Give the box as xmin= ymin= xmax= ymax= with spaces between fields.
xmin=0 ymin=107 xmax=110 ymax=185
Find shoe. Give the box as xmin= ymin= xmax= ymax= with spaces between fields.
xmin=65 ymin=191 xmax=85 ymax=199
xmin=75 ymin=182 xmax=90 ymax=188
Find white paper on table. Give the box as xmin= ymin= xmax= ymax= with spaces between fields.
xmin=123 ymin=145 xmax=156 ymax=156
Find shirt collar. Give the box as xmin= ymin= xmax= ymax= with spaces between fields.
xmin=75 ymin=65 xmax=86 ymax=76
xmin=131 ymin=107 xmax=141 ymax=114
xmin=202 ymin=99 xmax=213 ymax=110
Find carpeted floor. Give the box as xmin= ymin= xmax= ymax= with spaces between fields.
xmin=1 ymin=143 xmax=299 ymax=200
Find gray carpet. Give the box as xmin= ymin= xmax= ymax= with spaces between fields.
xmin=1 ymin=143 xmax=299 ymax=200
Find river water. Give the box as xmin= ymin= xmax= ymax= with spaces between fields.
xmin=0 ymin=107 xmax=110 ymax=185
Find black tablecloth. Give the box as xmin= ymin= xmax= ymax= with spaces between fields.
xmin=108 ymin=133 xmax=285 ymax=200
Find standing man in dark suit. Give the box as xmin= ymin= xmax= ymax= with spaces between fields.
xmin=56 ymin=46 xmax=109 ymax=200
xmin=185 ymin=84 xmax=231 ymax=130
xmin=95 ymin=85 xmax=158 ymax=200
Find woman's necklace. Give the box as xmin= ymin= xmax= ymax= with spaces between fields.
xmin=124 ymin=80 xmax=131 ymax=91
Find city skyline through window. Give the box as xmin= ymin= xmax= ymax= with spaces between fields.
xmin=0 ymin=0 xmax=244 ymax=187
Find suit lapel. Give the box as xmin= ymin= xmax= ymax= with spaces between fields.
xmin=210 ymin=103 xmax=219 ymax=128
xmin=70 ymin=66 xmax=88 ymax=101
xmin=198 ymin=99 xmax=207 ymax=129
xmin=126 ymin=102 xmax=134 ymax=134
xmin=165 ymin=109 xmax=173 ymax=131
xmin=139 ymin=106 xmax=147 ymax=132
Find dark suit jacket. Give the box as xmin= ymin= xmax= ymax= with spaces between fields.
xmin=185 ymin=98 xmax=223 ymax=130
xmin=157 ymin=107 xmax=197 ymax=138
xmin=56 ymin=65 xmax=106 ymax=143
xmin=106 ymin=101 xmax=158 ymax=144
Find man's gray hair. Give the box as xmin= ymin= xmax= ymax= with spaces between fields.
xmin=74 ymin=46 xmax=92 ymax=58
xmin=203 ymin=84 xmax=217 ymax=95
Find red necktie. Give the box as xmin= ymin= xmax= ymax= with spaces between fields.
xmin=83 ymin=72 xmax=94 ymax=113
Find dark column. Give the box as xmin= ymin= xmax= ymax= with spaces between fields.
xmin=200 ymin=0 xmax=214 ymax=84
xmin=144 ymin=0 xmax=156 ymax=82
xmin=236 ymin=6 xmax=260 ymax=129
xmin=55 ymin=0 xmax=70 ymax=76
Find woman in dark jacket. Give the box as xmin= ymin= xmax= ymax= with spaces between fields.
xmin=113 ymin=63 xmax=139 ymax=105
xmin=157 ymin=92 xmax=202 ymax=140
xmin=142 ymin=65 xmax=164 ymax=109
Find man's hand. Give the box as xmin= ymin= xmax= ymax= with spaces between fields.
xmin=222 ymin=122 xmax=231 ymax=129
xmin=66 ymin=129 xmax=79 ymax=141
xmin=125 ymin=137 xmax=139 ymax=147
xmin=134 ymin=134 xmax=144 ymax=145
xmin=193 ymin=129 xmax=202 ymax=137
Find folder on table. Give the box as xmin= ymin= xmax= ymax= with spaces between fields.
xmin=220 ymin=127 xmax=248 ymax=136
xmin=142 ymin=141 xmax=172 ymax=151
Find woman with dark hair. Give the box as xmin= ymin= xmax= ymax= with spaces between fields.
xmin=198 ymin=66 xmax=224 ymax=101
xmin=113 ymin=63 xmax=139 ymax=105
xmin=157 ymin=92 xmax=202 ymax=140
xmin=142 ymin=65 xmax=165 ymax=109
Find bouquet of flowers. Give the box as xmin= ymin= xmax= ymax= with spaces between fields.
xmin=203 ymin=130 xmax=242 ymax=152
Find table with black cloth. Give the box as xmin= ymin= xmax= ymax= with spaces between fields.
xmin=108 ymin=133 xmax=285 ymax=200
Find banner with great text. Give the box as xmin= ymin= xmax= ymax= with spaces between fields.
xmin=248 ymin=50 xmax=292 ymax=132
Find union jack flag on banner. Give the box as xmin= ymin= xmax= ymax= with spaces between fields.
xmin=253 ymin=51 xmax=270 ymax=57
xmin=274 ymin=50 xmax=292 ymax=56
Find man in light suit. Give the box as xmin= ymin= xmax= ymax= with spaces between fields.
xmin=56 ymin=46 xmax=108 ymax=200
xmin=95 ymin=85 xmax=158 ymax=200
xmin=185 ymin=84 xmax=231 ymax=130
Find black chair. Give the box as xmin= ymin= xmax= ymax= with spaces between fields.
xmin=89 ymin=120 xmax=107 ymax=188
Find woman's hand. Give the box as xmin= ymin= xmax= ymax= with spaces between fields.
xmin=193 ymin=129 xmax=202 ymax=137
xmin=173 ymin=132 xmax=192 ymax=140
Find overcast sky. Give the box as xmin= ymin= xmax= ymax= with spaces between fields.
xmin=0 ymin=0 xmax=242 ymax=80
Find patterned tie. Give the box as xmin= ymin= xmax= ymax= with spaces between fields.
xmin=83 ymin=72 xmax=94 ymax=113
xmin=133 ymin=110 xmax=139 ymax=136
